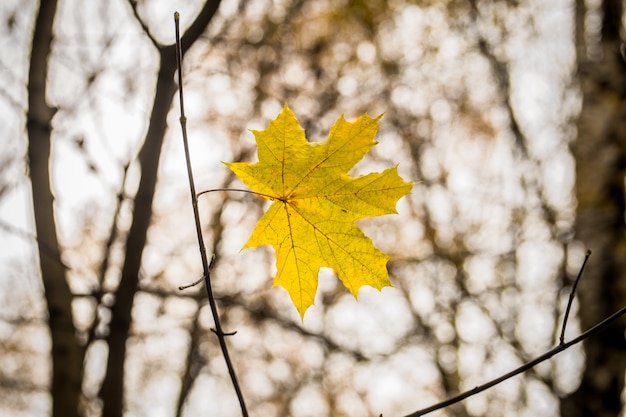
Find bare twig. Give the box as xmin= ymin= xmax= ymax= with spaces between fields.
xmin=405 ymin=252 xmax=625 ymax=417
xmin=127 ymin=0 xmax=160 ymax=49
xmin=406 ymin=304 xmax=626 ymax=416
xmin=559 ymin=249 xmax=591 ymax=345
xmin=174 ymin=12 xmax=248 ymax=417
xmin=178 ymin=254 xmax=215 ymax=290
xmin=178 ymin=275 xmax=205 ymax=291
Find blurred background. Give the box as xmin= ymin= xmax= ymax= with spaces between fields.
xmin=1 ymin=0 xmax=625 ymax=416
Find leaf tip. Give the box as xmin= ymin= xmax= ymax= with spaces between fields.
xmin=297 ymin=306 xmax=308 ymax=322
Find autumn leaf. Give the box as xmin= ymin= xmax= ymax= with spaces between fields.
xmin=226 ymin=104 xmax=412 ymax=319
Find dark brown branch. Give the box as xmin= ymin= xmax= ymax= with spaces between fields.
xmin=559 ymin=250 xmax=591 ymax=344
xmin=179 ymin=1 xmax=221 ymax=55
xmin=127 ymin=0 xmax=160 ymax=49
xmin=100 ymin=2 xmax=222 ymax=416
xmin=405 ymin=304 xmax=626 ymax=416
xmin=174 ymin=11 xmax=248 ymax=417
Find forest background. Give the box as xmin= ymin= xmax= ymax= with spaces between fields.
xmin=1 ymin=0 xmax=625 ymax=416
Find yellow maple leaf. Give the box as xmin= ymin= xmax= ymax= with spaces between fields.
xmin=226 ymin=104 xmax=413 ymax=319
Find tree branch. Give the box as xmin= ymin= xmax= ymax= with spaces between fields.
xmin=405 ymin=252 xmax=621 ymax=416
xmin=174 ymin=11 xmax=248 ymax=417
xmin=406 ymin=304 xmax=626 ymax=416
xmin=179 ymin=1 xmax=222 ymax=55
xmin=559 ymin=250 xmax=591 ymax=344
xmin=127 ymin=0 xmax=160 ymax=49
xmin=100 ymin=2 xmax=222 ymax=415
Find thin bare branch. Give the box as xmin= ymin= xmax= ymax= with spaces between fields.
xmin=405 ymin=304 xmax=626 ymax=416
xmin=127 ymin=0 xmax=160 ymax=49
xmin=179 ymin=2 xmax=221 ymax=55
xmin=174 ymin=11 xmax=248 ymax=417
xmin=559 ymin=249 xmax=591 ymax=344
xmin=101 ymin=3 xmax=222 ymax=415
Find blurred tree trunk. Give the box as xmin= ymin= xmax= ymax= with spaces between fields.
xmin=99 ymin=47 xmax=178 ymax=417
xmin=26 ymin=1 xmax=84 ymax=417
xmin=562 ymin=0 xmax=626 ymax=416
xmin=99 ymin=3 xmax=221 ymax=416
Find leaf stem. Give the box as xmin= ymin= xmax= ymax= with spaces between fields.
xmin=174 ymin=12 xmax=248 ymax=417
xmin=197 ymin=187 xmax=276 ymax=200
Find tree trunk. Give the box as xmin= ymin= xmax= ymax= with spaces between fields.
xmin=562 ymin=0 xmax=626 ymax=416
xmin=99 ymin=3 xmax=222 ymax=416
xmin=100 ymin=49 xmax=178 ymax=417
xmin=27 ymin=1 xmax=84 ymax=416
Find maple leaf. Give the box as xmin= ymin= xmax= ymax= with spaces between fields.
xmin=226 ymin=104 xmax=412 ymax=319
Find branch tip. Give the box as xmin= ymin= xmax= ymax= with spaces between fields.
xmin=178 ymin=275 xmax=205 ymax=291
xmin=173 ymin=11 xmax=248 ymax=416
